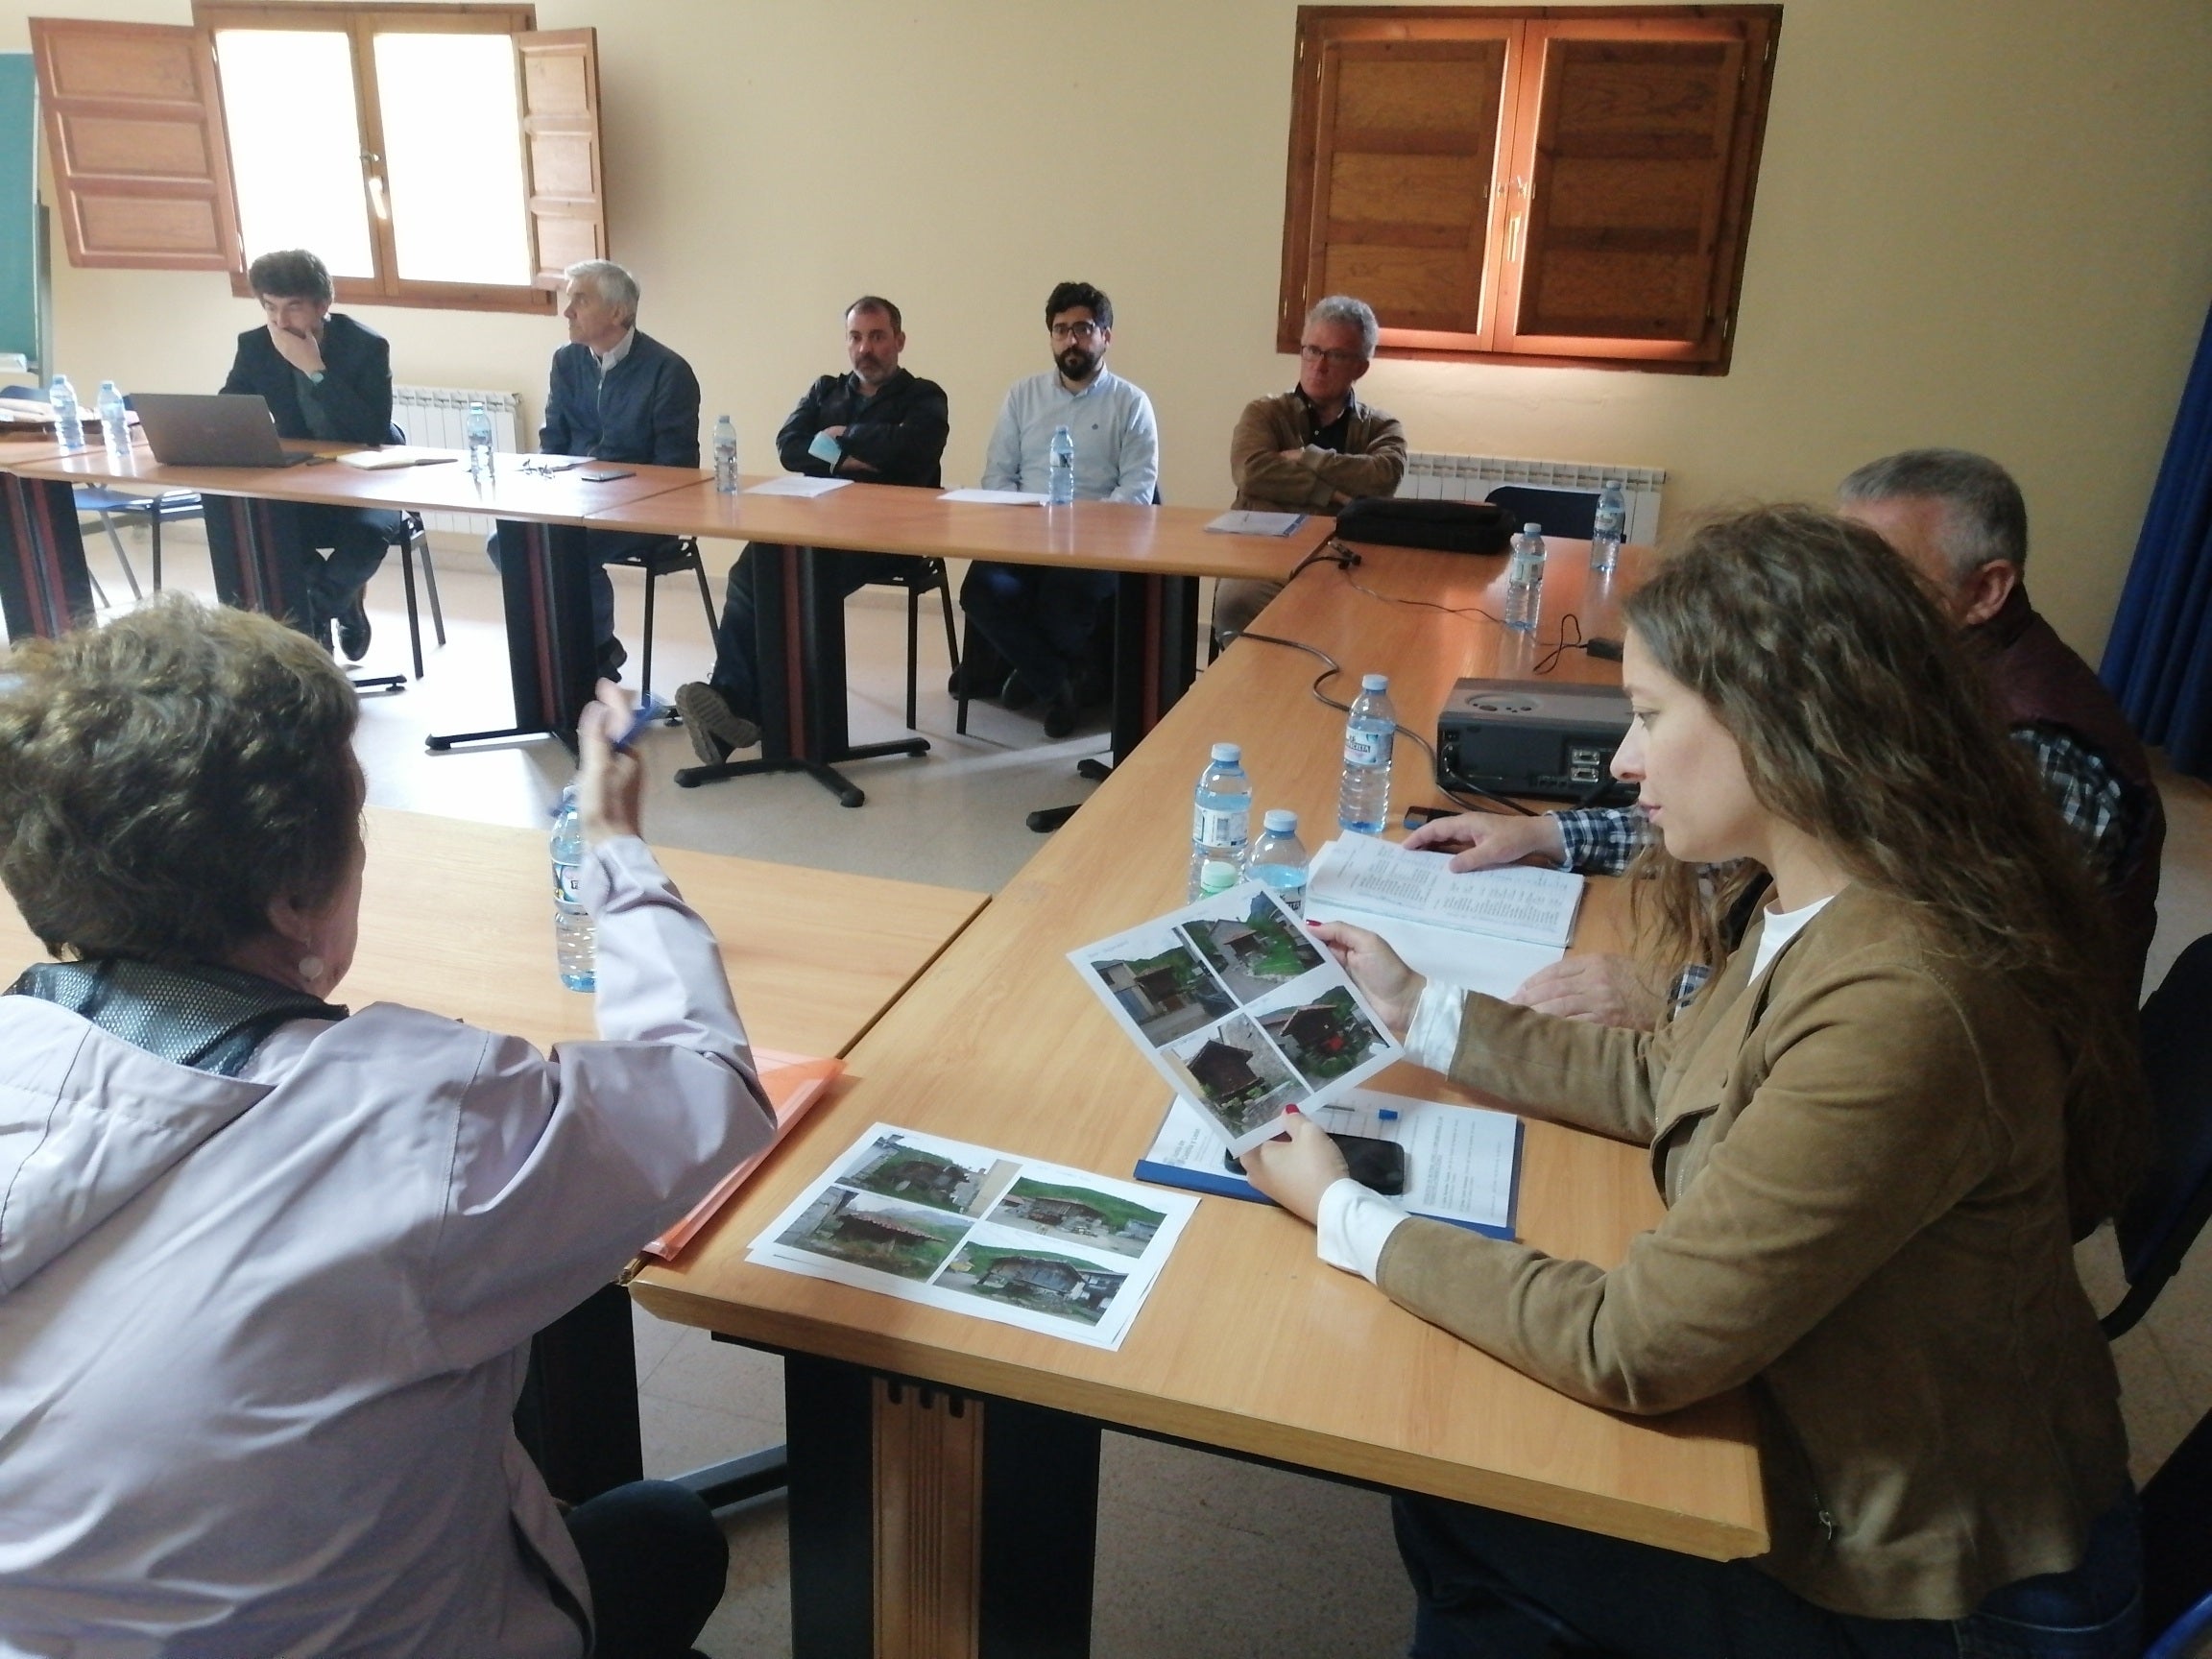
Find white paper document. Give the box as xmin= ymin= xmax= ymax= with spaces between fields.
xmin=336 ymin=447 xmax=457 ymax=470
xmin=1205 ymin=510 xmax=1309 ymax=538
xmin=747 ymin=1123 xmax=1197 ymax=1350
xmin=940 ymin=487 xmax=1049 ymax=505
xmin=746 ymin=475 xmax=852 ymax=497
xmin=1308 ymin=835 xmax=1585 ymax=948
xmin=1138 ymin=1087 xmax=1523 ymax=1239
xmin=1068 ymin=881 xmax=1405 ymax=1155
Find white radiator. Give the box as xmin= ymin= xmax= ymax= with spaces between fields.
xmin=390 ymin=385 xmax=523 ymax=537
xmin=1401 ymin=451 xmax=1666 ymax=544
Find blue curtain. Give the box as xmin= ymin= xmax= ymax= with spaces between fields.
xmin=2104 ymin=299 xmax=2212 ymax=777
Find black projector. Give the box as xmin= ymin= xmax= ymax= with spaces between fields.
xmin=1435 ymin=679 xmax=1637 ymax=805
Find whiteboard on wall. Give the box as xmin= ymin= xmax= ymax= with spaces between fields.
xmin=0 ymin=54 xmax=38 ymax=372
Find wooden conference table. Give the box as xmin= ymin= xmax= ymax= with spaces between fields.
xmin=0 ymin=805 xmax=989 ymax=1505
xmin=633 ymin=541 xmax=1768 ymax=1659
xmin=0 ymin=442 xmax=1328 ymax=799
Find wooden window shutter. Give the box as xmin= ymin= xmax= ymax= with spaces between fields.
xmin=517 ymin=28 xmax=606 ymax=287
xmin=29 ymin=17 xmax=241 ymax=271
xmin=1495 ymin=14 xmax=1774 ymax=365
xmin=1279 ymin=19 xmax=1510 ymax=352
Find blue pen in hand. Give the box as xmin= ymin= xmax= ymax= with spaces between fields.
xmin=611 ymin=692 xmax=666 ymax=754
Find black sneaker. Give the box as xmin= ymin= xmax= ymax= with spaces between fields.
xmin=675 ymin=682 xmax=760 ymax=764
xmin=337 ymin=591 xmax=372 ymax=662
xmin=1043 ymin=685 xmax=1081 ymax=738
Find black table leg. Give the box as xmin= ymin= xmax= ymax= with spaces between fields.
xmin=200 ymin=493 xmax=318 ymax=632
xmin=785 ymin=1354 xmax=878 ymax=1659
xmin=428 ymin=517 xmax=596 ymax=752
xmin=980 ymin=1396 xmax=1102 ymax=1659
xmin=676 ymin=543 xmax=929 ymax=806
xmin=513 ymin=1284 xmax=646 ymax=1506
xmin=0 ymin=473 xmax=95 ymax=640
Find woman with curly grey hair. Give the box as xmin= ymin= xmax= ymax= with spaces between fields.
xmin=1247 ymin=507 xmax=2146 ymax=1658
xmin=0 ymin=596 xmax=770 ymax=1657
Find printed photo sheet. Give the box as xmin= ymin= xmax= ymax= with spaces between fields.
xmin=1069 ymin=882 xmax=1406 ymax=1155
xmin=1307 ymin=834 xmax=1586 ymax=948
xmin=746 ymin=1123 xmax=1199 ymax=1351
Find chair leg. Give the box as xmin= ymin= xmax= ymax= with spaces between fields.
xmin=85 ymin=563 xmax=110 ymax=610
xmin=398 ymin=537 xmax=426 ymax=681
xmin=150 ymin=510 xmax=163 ymax=592
xmin=639 ymin=568 xmax=659 ymax=697
xmin=690 ymin=548 xmax=717 ymax=633
xmin=418 ymin=532 xmax=445 ymax=645
xmin=98 ymin=512 xmax=143 ymax=602
xmin=936 ymin=576 xmax=961 ymax=679
xmin=905 ymin=587 xmax=922 ymax=731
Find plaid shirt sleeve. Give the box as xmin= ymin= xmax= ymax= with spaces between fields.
xmin=1551 ymin=805 xmax=1654 ymax=877
xmin=2011 ymin=724 xmax=2135 ymax=883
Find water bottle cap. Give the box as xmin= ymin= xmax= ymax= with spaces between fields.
xmin=1603 ymin=478 xmax=1623 ymax=489
xmin=1524 ymin=522 xmax=1543 ymax=535
xmin=1210 ymin=741 xmax=1241 ymax=763
xmin=1262 ymin=808 xmax=1298 ymax=833
xmin=1360 ymin=672 xmax=1388 ymax=691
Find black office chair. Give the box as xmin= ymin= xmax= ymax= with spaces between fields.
xmin=1485 ymin=484 xmax=1600 ymax=541
xmin=370 ymin=424 xmax=445 ymax=681
xmin=2099 ymin=931 xmax=2212 ymax=1338
xmin=861 ymin=557 xmax=962 ymax=732
xmin=603 ymin=536 xmax=717 ymax=698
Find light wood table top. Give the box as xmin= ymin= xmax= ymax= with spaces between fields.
xmin=580 ymin=473 xmax=1334 ymax=581
xmin=635 ymin=539 xmax=1769 ymax=1562
xmin=7 ymin=440 xmax=709 ymax=528
xmin=1 ymin=806 xmax=988 ymax=1064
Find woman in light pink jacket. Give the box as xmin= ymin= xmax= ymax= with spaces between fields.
xmin=0 ymin=596 xmax=774 ymax=1658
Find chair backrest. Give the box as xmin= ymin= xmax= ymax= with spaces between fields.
xmin=387 ymin=422 xmax=406 ymax=445
xmin=2113 ymin=933 xmax=2212 ymax=1321
xmin=1484 ymin=484 xmax=1599 ymax=541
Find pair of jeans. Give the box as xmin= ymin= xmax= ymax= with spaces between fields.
xmin=710 ymin=543 xmax=918 ymax=720
xmin=486 ymin=527 xmax=674 ymax=653
xmin=563 ymin=1479 xmax=729 ymax=1658
xmin=957 ymin=561 xmax=1117 ymax=702
xmin=294 ymin=503 xmax=401 ymax=614
xmin=1393 ymin=1488 xmax=2141 ymax=1659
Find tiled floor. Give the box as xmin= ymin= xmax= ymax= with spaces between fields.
xmin=76 ymin=523 xmax=2212 ymax=1656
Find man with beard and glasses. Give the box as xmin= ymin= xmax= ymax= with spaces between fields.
xmin=955 ymin=279 xmax=1160 ymax=738
xmin=674 ymin=297 xmax=950 ymax=761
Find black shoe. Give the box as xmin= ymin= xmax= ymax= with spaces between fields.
xmin=948 ymin=659 xmax=995 ymax=700
xmin=594 ymin=638 xmax=628 ymax=684
xmin=337 ymin=591 xmax=372 ymax=662
xmin=1000 ymin=671 xmax=1037 ymax=710
xmin=1043 ymin=686 xmax=1080 ymax=739
xmin=675 ymin=682 xmax=760 ymax=764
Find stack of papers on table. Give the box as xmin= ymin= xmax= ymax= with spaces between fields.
xmin=1204 ymin=510 xmax=1309 ymax=537
xmin=747 ymin=475 xmax=851 ymax=497
xmin=1138 ymin=1086 xmax=1522 ymax=1239
xmin=1305 ymin=834 xmax=1586 ymax=998
xmin=940 ymin=487 xmax=1049 ymax=505
xmin=748 ymin=1123 xmax=1197 ymax=1350
xmin=337 ymin=446 xmax=456 ymax=469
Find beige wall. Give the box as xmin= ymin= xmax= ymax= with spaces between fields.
xmin=7 ymin=0 xmax=2211 ymax=658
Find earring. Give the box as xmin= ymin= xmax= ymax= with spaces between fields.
xmin=298 ymin=955 xmax=326 ymax=992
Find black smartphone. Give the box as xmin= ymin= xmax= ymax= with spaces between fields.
xmin=579 ymin=468 xmax=635 ymax=482
xmin=1228 ymin=1131 xmax=1407 ymax=1196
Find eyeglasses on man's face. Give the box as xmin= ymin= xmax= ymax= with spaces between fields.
xmin=1049 ymin=320 xmax=1104 ymax=342
xmin=1300 ymin=344 xmax=1363 ymax=366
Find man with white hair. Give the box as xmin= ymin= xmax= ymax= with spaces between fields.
xmin=1211 ymin=295 xmax=1407 ymax=643
xmin=521 ymin=259 xmax=702 ymax=679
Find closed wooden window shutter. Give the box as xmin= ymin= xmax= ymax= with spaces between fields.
xmin=1279 ymin=22 xmax=1510 ymax=352
xmin=517 ymin=28 xmax=606 ymax=287
xmin=29 ymin=17 xmax=241 ymax=271
xmin=1495 ymin=16 xmax=1773 ymax=364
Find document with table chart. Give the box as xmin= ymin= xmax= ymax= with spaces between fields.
xmin=747 ymin=1123 xmax=1197 ymax=1350
xmin=1137 ymin=1086 xmax=1523 ymax=1240
xmin=1304 ymin=835 xmax=1584 ymax=998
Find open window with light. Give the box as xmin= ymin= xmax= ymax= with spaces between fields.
xmin=29 ymin=4 xmax=606 ymax=314
xmin=1279 ymin=5 xmax=1782 ymax=373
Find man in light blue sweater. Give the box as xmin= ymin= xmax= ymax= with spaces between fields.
xmin=958 ymin=280 xmax=1160 ymax=737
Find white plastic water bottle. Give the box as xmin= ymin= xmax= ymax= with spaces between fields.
xmin=1244 ymin=809 xmax=1310 ymax=916
xmin=713 ymin=415 xmax=739 ymax=493
xmin=96 ymin=381 xmax=130 ymax=468
xmin=49 ymin=376 xmax=84 ymax=449
xmin=1188 ymin=742 xmax=1252 ymax=900
xmin=1504 ymin=523 xmax=1547 ymax=633
xmin=465 ymin=401 xmax=495 ymax=479
xmin=1046 ymin=423 xmax=1076 ymax=506
xmin=1337 ymin=673 xmax=1397 ymax=834
xmin=550 ymin=783 xmax=595 ymax=992
xmin=1591 ymin=481 xmax=1625 ymax=575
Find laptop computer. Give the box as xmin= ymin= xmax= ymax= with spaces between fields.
xmin=132 ymin=393 xmax=317 ymax=468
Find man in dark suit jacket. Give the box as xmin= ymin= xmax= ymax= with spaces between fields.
xmin=220 ymin=249 xmax=403 ymax=661
xmin=673 ymin=296 xmax=950 ymax=761
xmin=501 ymin=259 xmax=701 ymax=680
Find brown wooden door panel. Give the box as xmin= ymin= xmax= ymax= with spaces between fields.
xmin=1499 ymin=21 xmax=1759 ymax=361
xmin=1280 ymin=19 xmax=1510 ymax=350
xmin=30 ymin=17 xmax=240 ymax=270
xmin=518 ymin=28 xmax=606 ymax=286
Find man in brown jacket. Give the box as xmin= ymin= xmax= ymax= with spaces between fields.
xmin=1212 ymin=295 xmax=1407 ymax=643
